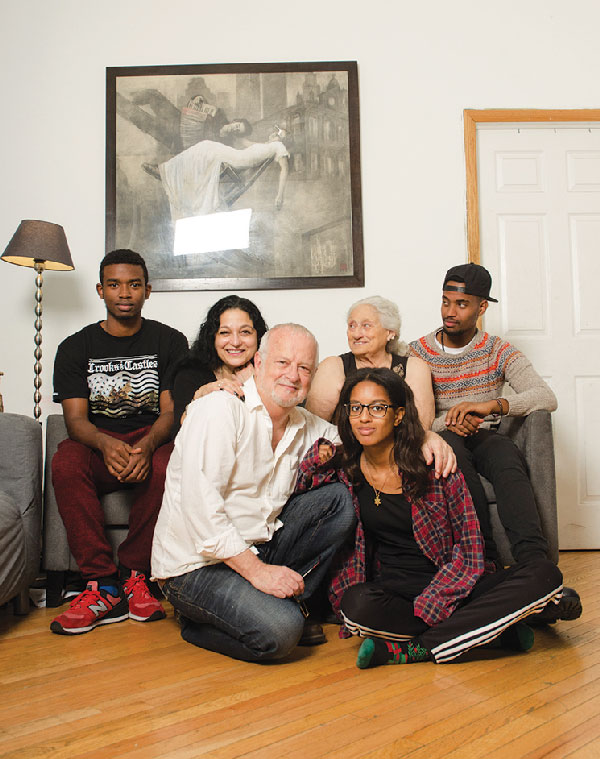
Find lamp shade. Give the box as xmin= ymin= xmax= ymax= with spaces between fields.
xmin=1 ymin=220 xmax=74 ymax=270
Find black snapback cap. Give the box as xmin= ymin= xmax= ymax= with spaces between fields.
xmin=443 ymin=262 xmax=498 ymax=302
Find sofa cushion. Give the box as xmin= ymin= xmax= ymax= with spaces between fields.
xmin=0 ymin=491 xmax=27 ymax=605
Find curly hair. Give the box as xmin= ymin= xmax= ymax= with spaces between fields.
xmin=336 ymin=368 xmax=429 ymax=498
xmin=100 ymin=249 xmax=149 ymax=285
xmin=188 ymin=295 xmax=268 ymax=371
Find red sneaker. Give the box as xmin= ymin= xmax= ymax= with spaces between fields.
xmin=50 ymin=582 xmax=129 ymax=635
xmin=124 ymin=570 xmax=166 ymax=622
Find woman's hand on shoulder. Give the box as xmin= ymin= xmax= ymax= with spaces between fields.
xmin=193 ymin=377 xmax=244 ymax=402
xmin=316 ymin=442 xmax=344 ymax=469
xmin=181 ymin=377 xmax=244 ymax=425
xmin=318 ymin=442 xmax=335 ymax=465
xmin=421 ymin=430 xmax=457 ymax=479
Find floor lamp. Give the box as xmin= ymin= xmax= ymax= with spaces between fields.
xmin=1 ymin=220 xmax=74 ymax=419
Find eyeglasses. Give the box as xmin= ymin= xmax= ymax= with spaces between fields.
xmin=344 ymin=402 xmax=395 ymax=418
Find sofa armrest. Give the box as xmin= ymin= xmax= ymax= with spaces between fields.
xmin=0 ymin=413 xmax=43 ymax=604
xmin=0 ymin=413 xmax=42 ymax=519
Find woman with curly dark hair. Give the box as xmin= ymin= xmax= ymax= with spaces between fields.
xmin=329 ymin=368 xmax=563 ymax=668
xmin=170 ymin=295 xmax=267 ymax=436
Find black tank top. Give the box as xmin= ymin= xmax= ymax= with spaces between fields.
xmin=357 ymin=483 xmax=436 ymax=578
xmin=339 ymin=351 xmax=408 ymax=379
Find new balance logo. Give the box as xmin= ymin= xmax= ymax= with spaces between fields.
xmin=89 ymin=601 xmax=108 ymax=616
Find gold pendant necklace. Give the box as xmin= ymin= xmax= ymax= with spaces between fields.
xmin=363 ymin=457 xmax=400 ymax=506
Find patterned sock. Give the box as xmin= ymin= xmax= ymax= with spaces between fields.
xmin=356 ymin=637 xmax=431 ymax=669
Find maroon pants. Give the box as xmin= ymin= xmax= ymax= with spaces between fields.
xmin=51 ymin=426 xmax=173 ymax=580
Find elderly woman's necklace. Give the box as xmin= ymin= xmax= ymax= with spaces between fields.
xmin=362 ymin=457 xmax=402 ymax=506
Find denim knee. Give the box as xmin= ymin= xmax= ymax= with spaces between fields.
xmin=327 ymin=482 xmax=356 ymax=528
xmin=256 ymin=607 xmax=305 ymax=660
xmin=164 ymin=572 xmax=305 ymax=662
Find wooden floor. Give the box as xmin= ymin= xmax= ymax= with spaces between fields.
xmin=0 ymin=551 xmax=598 ymax=759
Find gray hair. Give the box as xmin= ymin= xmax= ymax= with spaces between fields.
xmin=347 ymin=295 xmax=408 ymax=356
xmin=258 ymin=323 xmax=319 ymax=367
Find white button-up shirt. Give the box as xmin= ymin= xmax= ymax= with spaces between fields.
xmin=151 ymin=377 xmax=339 ymax=579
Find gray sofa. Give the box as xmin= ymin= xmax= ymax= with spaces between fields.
xmin=0 ymin=413 xmax=43 ymax=613
xmin=43 ymin=414 xmax=134 ymax=606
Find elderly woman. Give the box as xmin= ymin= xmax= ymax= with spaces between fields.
xmin=306 ymin=295 xmax=452 ymax=476
xmin=170 ymin=295 xmax=267 ymax=437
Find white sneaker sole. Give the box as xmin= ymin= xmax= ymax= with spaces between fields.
xmin=51 ymin=612 xmax=129 ymax=635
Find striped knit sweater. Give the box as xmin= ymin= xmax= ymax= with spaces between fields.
xmin=409 ymin=329 xmax=557 ymax=433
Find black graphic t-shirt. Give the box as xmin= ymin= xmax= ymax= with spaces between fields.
xmin=53 ymin=319 xmax=188 ymax=432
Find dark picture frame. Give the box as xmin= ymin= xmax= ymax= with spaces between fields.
xmin=106 ymin=61 xmax=363 ymax=291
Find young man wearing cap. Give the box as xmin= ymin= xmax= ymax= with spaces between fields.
xmin=410 ymin=262 xmax=581 ymax=622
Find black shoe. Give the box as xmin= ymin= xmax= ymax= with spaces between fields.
xmin=321 ymin=610 xmax=341 ymax=625
xmin=528 ymin=586 xmax=582 ymax=625
xmin=298 ymin=617 xmax=326 ymax=646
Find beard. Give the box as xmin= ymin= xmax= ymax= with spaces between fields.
xmin=270 ymin=390 xmax=302 ymax=408
xmin=270 ymin=381 xmax=306 ymax=408
xmin=255 ymin=359 xmax=309 ymax=409
xmin=442 ymin=323 xmax=468 ymax=337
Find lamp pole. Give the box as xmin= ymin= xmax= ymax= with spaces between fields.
xmin=33 ymin=260 xmax=44 ymax=420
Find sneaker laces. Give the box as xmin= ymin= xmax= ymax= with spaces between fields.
xmin=68 ymin=586 xmax=103 ymax=609
xmin=124 ymin=571 xmax=152 ymax=599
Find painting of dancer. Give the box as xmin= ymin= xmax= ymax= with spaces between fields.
xmin=106 ymin=61 xmax=363 ymax=291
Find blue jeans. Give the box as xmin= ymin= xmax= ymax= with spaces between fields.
xmin=162 ymin=482 xmax=355 ymax=662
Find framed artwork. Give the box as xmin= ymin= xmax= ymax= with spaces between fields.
xmin=106 ymin=61 xmax=364 ymax=291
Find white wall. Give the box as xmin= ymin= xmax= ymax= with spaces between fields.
xmin=1 ymin=0 xmax=598 ymax=417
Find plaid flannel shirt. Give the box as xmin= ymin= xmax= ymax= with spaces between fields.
xmin=294 ymin=440 xmax=492 ymax=637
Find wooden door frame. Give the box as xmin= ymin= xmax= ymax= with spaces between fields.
xmin=464 ymin=109 xmax=600 ymax=263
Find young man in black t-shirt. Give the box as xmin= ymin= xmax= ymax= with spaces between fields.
xmin=50 ymin=249 xmax=188 ymax=635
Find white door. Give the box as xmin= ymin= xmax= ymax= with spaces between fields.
xmin=477 ymin=124 xmax=600 ymax=548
